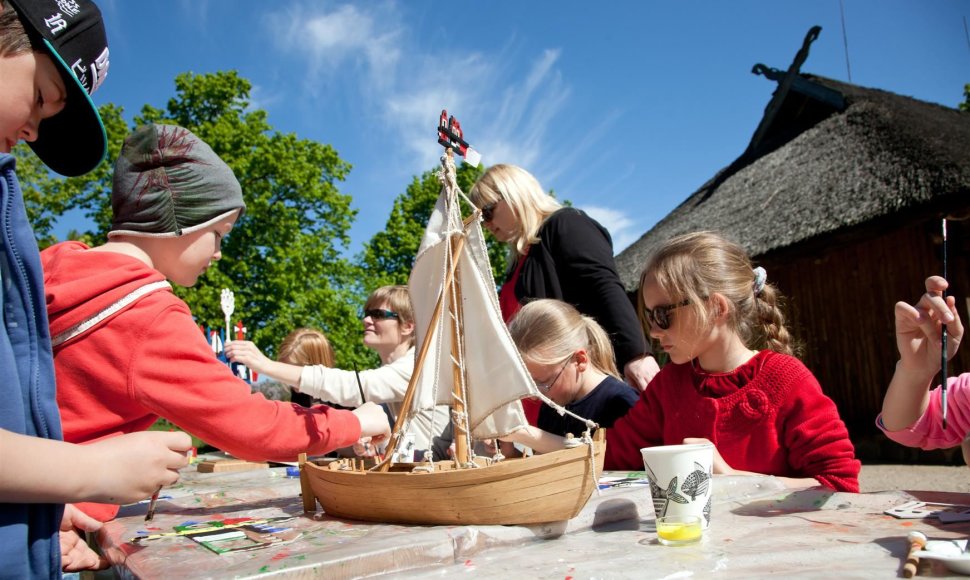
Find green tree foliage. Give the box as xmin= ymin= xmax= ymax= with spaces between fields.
xmin=961 ymin=83 xmax=970 ymax=112
xmin=360 ymin=160 xmax=508 ymax=289
xmin=18 ymin=71 xmax=370 ymax=367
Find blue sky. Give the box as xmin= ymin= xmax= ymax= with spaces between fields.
xmin=74 ymin=1 xmax=970 ymax=255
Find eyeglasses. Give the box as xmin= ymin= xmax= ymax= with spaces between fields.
xmin=642 ymin=299 xmax=690 ymax=330
xmin=362 ymin=309 xmax=399 ymax=321
xmin=480 ymin=200 xmax=500 ymax=222
xmin=535 ymin=354 xmax=573 ymax=393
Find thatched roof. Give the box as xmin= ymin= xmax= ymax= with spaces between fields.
xmin=615 ymin=70 xmax=970 ymax=290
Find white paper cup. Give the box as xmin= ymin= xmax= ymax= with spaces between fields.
xmin=641 ymin=443 xmax=714 ymax=529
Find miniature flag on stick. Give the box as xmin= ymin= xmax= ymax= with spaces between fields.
xmin=437 ymin=109 xmax=481 ymax=166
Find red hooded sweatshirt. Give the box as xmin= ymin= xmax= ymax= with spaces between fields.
xmin=42 ymin=241 xmax=361 ymax=520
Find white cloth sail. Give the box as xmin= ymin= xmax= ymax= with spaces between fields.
xmin=407 ymin=165 xmax=538 ymax=440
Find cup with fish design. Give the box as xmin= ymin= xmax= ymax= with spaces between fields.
xmin=640 ymin=442 xmax=714 ymax=531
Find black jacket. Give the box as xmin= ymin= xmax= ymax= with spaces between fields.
xmin=513 ymin=207 xmax=651 ymax=369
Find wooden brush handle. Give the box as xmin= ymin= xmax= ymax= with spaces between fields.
xmin=903 ymin=540 xmax=924 ymax=578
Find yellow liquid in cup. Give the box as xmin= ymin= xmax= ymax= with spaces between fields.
xmin=657 ymin=520 xmax=702 ymax=543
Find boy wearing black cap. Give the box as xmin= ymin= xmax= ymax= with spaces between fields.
xmin=41 ymin=124 xmax=391 ymax=523
xmin=0 ymin=1 xmax=192 ymax=576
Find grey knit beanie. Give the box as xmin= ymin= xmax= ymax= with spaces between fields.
xmin=108 ymin=124 xmax=245 ymax=238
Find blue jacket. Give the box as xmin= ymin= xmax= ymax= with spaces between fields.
xmin=0 ymin=154 xmax=63 ymax=579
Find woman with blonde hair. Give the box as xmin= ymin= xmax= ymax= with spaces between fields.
xmin=226 ymin=285 xmax=451 ymax=460
xmin=500 ymin=299 xmax=638 ymax=454
xmin=469 ymin=164 xmax=658 ymax=395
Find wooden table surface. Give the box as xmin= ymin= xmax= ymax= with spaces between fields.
xmin=96 ymin=462 xmax=970 ymax=578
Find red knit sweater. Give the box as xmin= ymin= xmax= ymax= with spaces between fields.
xmin=605 ymin=350 xmax=860 ymax=492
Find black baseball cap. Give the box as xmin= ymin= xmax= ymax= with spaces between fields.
xmin=7 ymin=0 xmax=109 ymax=176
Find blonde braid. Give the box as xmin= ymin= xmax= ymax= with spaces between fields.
xmin=753 ymin=283 xmax=798 ymax=356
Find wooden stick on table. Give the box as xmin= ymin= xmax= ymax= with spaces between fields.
xmin=904 ymin=531 xmax=927 ymax=578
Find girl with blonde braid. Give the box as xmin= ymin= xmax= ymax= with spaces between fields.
xmin=606 ymin=232 xmax=860 ymax=491
xmin=499 ymin=299 xmax=639 ymax=454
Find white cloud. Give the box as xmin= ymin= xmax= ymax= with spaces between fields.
xmin=266 ymin=2 xmax=401 ymax=92
xmin=480 ymin=49 xmax=569 ymax=170
xmin=579 ymin=205 xmax=638 ymax=254
xmin=176 ymin=0 xmax=210 ymax=29
xmin=383 ymin=52 xmax=493 ymax=170
xmin=260 ymin=2 xmax=637 ymax=249
xmin=248 ymin=83 xmax=283 ymax=114
xmin=261 ymin=2 xmax=578 ymax=175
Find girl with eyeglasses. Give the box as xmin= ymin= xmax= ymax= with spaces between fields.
xmin=498 ymin=299 xmax=638 ymax=454
xmin=607 ymin=231 xmax=860 ymax=492
xmin=225 ymin=286 xmax=452 ymax=460
xmin=469 ymin=165 xmax=659 ymax=430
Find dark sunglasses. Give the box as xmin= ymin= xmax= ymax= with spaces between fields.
xmin=362 ymin=309 xmax=399 ymax=321
xmin=643 ymin=299 xmax=690 ymax=330
xmin=481 ymin=200 xmax=500 ymax=222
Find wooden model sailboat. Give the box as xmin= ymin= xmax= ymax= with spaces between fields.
xmin=299 ymin=112 xmax=606 ymax=526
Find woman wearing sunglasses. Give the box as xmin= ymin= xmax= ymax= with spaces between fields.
xmin=605 ymin=231 xmax=860 ymax=492
xmin=225 ymin=286 xmax=451 ymax=460
xmin=469 ymin=164 xmax=659 ymax=395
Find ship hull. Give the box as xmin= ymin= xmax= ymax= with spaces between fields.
xmin=301 ymin=430 xmax=606 ymax=525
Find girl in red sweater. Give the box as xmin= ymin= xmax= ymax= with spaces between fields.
xmin=605 ymin=231 xmax=860 ymax=492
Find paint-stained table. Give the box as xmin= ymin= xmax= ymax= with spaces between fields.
xmin=97 ymin=463 xmax=970 ymax=578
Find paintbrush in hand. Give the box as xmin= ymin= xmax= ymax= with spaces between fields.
xmin=145 ymin=486 xmax=162 ymax=521
xmin=353 ymin=363 xmax=385 ymax=462
xmin=941 ymin=218 xmax=949 ymax=430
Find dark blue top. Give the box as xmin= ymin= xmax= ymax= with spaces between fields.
xmin=537 ymin=375 xmax=638 ymax=437
xmin=0 ymin=154 xmax=63 ymax=579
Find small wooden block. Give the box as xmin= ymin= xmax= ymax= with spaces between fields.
xmin=196 ymin=459 xmax=270 ymax=473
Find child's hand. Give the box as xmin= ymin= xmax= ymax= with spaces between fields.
xmin=81 ymin=431 xmax=191 ymax=504
xmin=223 ymin=340 xmax=272 ymax=374
xmin=60 ymin=504 xmax=108 ymax=572
xmin=895 ymin=276 xmax=963 ymax=375
xmin=353 ymin=436 xmax=379 ymax=457
xmin=352 ymin=402 xmax=391 ymax=443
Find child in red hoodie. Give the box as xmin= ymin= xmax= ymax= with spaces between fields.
xmin=42 ymin=123 xmax=390 ymax=521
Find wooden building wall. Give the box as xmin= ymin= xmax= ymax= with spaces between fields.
xmin=758 ymin=219 xmax=970 ymax=463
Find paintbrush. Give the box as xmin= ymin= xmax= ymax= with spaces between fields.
xmin=353 ymin=363 xmax=385 ymax=462
xmin=353 ymin=362 xmax=365 ymax=405
xmin=145 ymin=486 xmax=162 ymax=521
xmin=941 ymin=218 xmax=949 ymax=430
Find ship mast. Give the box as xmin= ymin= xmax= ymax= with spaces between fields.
xmin=377 ymin=111 xmax=478 ymax=471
